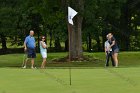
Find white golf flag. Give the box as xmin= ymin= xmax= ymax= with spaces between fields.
xmin=68 ymin=7 xmax=78 ymax=25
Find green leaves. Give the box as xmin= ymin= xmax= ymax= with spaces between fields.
xmin=0 ymin=0 xmax=140 ymax=51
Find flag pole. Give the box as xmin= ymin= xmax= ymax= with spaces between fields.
xmin=68 ymin=6 xmax=78 ymax=86
xmin=68 ymin=22 xmax=72 ymax=86
xmin=68 ymin=6 xmax=72 ymax=85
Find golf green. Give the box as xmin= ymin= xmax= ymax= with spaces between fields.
xmin=0 ymin=67 xmax=140 ymax=93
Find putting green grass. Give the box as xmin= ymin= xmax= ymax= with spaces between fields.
xmin=0 ymin=52 xmax=140 ymax=93
xmin=0 ymin=67 xmax=140 ymax=93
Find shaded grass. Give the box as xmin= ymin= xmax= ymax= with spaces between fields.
xmin=0 ymin=52 xmax=140 ymax=68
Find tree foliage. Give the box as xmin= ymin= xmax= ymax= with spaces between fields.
xmin=0 ymin=0 xmax=140 ymax=52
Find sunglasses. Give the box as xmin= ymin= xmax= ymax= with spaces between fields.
xmin=42 ymin=38 xmax=45 ymax=39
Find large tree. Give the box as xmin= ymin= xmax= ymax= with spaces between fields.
xmin=0 ymin=0 xmax=21 ymax=50
xmin=67 ymin=0 xmax=84 ymax=60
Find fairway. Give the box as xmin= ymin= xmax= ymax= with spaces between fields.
xmin=0 ymin=67 xmax=140 ymax=93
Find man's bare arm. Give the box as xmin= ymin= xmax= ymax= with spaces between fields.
xmin=24 ymin=41 xmax=27 ymax=51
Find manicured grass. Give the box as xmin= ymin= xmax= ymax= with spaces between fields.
xmin=0 ymin=67 xmax=140 ymax=93
xmin=0 ymin=52 xmax=140 ymax=93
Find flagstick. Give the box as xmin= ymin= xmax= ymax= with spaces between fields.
xmin=68 ymin=6 xmax=78 ymax=86
xmin=68 ymin=23 xmax=72 ymax=85
xmin=69 ymin=65 xmax=72 ymax=85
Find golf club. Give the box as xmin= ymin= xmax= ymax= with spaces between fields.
xmin=22 ymin=51 xmax=27 ymax=68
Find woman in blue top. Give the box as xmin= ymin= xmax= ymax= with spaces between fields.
xmin=40 ymin=36 xmax=47 ymax=68
xmin=108 ymin=33 xmax=119 ymax=67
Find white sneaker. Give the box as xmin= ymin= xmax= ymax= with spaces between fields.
xmin=115 ymin=65 xmax=118 ymax=68
xmin=22 ymin=66 xmax=26 ymax=69
xmin=31 ymin=67 xmax=37 ymax=69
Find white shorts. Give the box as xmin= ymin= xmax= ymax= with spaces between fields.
xmin=41 ymin=52 xmax=47 ymax=58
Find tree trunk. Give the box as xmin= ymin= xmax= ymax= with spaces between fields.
xmin=0 ymin=34 xmax=7 ymax=50
xmin=87 ymin=33 xmax=91 ymax=52
xmin=54 ymin=37 xmax=61 ymax=51
xmin=65 ymin=39 xmax=68 ymax=51
xmin=37 ymin=30 xmax=40 ymax=52
xmin=68 ymin=0 xmax=84 ymax=60
xmin=120 ymin=2 xmax=131 ymax=51
xmin=49 ymin=30 xmax=53 ymax=51
xmin=76 ymin=16 xmax=83 ymax=58
xmin=68 ymin=24 xmax=76 ymax=60
xmin=96 ymin=37 xmax=101 ymax=51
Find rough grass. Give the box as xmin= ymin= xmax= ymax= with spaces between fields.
xmin=0 ymin=52 xmax=140 ymax=68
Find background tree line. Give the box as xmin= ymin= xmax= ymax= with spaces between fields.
xmin=0 ymin=0 xmax=140 ymax=54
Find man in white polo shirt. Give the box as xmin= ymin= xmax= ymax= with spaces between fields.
xmin=104 ymin=35 xmax=115 ymax=67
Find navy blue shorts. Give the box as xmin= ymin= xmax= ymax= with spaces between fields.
xmin=113 ymin=48 xmax=119 ymax=54
xmin=27 ymin=48 xmax=36 ymax=58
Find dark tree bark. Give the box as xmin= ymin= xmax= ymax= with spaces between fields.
xmin=54 ymin=37 xmax=61 ymax=51
xmin=120 ymin=3 xmax=130 ymax=51
xmin=0 ymin=34 xmax=7 ymax=50
xmin=120 ymin=0 xmax=137 ymax=51
xmin=76 ymin=15 xmax=83 ymax=57
xmin=68 ymin=0 xmax=84 ymax=60
xmin=96 ymin=37 xmax=101 ymax=51
xmin=37 ymin=29 xmax=40 ymax=52
xmin=49 ymin=30 xmax=53 ymax=51
xmin=65 ymin=39 xmax=68 ymax=51
xmin=87 ymin=33 xmax=91 ymax=52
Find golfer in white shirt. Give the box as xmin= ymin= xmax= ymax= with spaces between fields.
xmin=104 ymin=35 xmax=115 ymax=67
